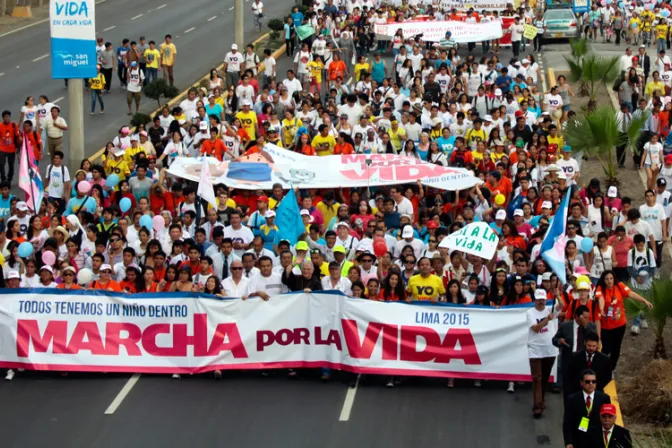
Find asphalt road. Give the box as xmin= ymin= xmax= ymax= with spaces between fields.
xmin=0 ymin=0 xmax=292 ymax=171
xmin=0 ymin=371 xmax=563 ymax=447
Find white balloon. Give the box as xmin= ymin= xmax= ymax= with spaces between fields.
xmin=77 ymin=268 xmax=94 ymax=286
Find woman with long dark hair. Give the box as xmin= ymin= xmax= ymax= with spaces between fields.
xmin=594 ymin=270 xmax=652 ymax=371
xmin=379 ymin=272 xmax=405 ymax=302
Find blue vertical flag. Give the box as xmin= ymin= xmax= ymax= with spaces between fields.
xmin=540 ymin=190 xmax=572 ymax=284
xmin=274 ymin=189 xmax=305 ymax=245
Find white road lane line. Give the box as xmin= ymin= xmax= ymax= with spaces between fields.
xmin=53 ymin=97 xmax=65 ymax=104
xmin=229 ymin=6 xmax=234 ymax=10
xmin=0 ymin=73 xmax=4 ymax=77
xmin=104 ymin=374 xmax=141 ymax=415
xmin=338 ymin=374 xmax=360 ymax=421
xmin=32 ymin=54 xmax=49 ymax=62
xmin=156 ymin=3 xmax=167 ymax=9
xmin=131 ymin=14 xmax=143 ymax=20
xmin=185 ymin=27 xmax=196 ymax=33
xmin=208 ymin=16 xmax=217 ymax=21
xmin=103 ymin=25 xmax=116 ymax=32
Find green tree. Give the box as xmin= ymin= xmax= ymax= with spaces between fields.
xmin=564 ymin=38 xmax=619 ymax=110
xmin=143 ymin=78 xmax=180 ymax=108
xmin=625 ymin=279 xmax=672 ymax=359
xmin=267 ymin=18 xmax=285 ymax=42
xmin=564 ymin=106 xmax=646 ymax=184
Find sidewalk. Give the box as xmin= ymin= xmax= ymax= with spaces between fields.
xmin=0 ymin=4 xmax=49 ymax=36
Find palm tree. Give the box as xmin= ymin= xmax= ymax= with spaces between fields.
xmin=625 ymin=279 xmax=672 ymax=359
xmin=564 ymin=38 xmax=620 ymax=110
xmin=564 ymin=106 xmax=646 ymax=184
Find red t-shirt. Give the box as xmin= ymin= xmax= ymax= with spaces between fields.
xmin=201 ymin=139 xmax=227 ymax=160
xmin=0 ymin=122 xmax=19 ymax=154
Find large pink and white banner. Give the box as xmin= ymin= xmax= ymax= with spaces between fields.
xmin=0 ymin=289 xmax=556 ymax=381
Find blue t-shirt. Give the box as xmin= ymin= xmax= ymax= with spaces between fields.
xmin=495 ymin=75 xmax=513 ymax=94
xmin=284 ymin=23 xmax=292 ymax=40
xmin=436 ymin=136 xmax=455 ymax=157
xmin=205 ymin=103 xmax=223 ymax=119
xmin=0 ymin=194 xmax=14 ymax=220
xmin=291 ymin=12 xmax=304 ymax=26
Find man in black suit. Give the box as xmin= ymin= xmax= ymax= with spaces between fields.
xmin=569 ymin=332 xmax=612 ymax=395
xmin=588 ymin=404 xmax=632 ymax=448
xmin=637 ymin=46 xmax=651 ymax=84
xmin=552 ymin=304 xmax=597 ymax=401
xmin=563 ymin=369 xmax=611 ymax=448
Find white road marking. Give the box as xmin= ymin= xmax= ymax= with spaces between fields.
xmin=184 ymin=27 xmax=196 ymax=33
xmin=208 ymin=16 xmax=217 ymax=21
xmin=131 ymin=13 xmax=143 ymax=20
xmin=156 ymin=3 xmax=167 ymax=9
xmin=104 ymin=374 xmax=141 ymax=415
xmin=229 ymin=6 xmax=234 ymax=10
xmin=0 ymin=73 xmax=4 ymax=77
xmin=103 ymin=25 xmax=116 ymax=32
xmin=16 ymin=66 xmax=19 ymax=69
xmin=32 ymin=54 xmax=49 ymax=62
xmin=53 ymin=97 xmax=65 ymax=104
xmin=338 ymin=375 xmax=360 ymax=421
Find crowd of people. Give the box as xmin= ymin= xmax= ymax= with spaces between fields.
xmin=0 ymin=0 xmax=661 ymax=443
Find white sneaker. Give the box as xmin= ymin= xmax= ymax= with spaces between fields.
xmin=474 ymin=380 xmax=482 ymax=387
xmin=641 ymin=320 xmax=649 ymax=329
xmin=507 ymin=381 xmax=515 ymax=393
xmin=172 ymin=374 xmax=181 ymax=379
xmin=447 ymin=378 xmax=455 ymax=388
xmin=631 ymin=325 xmax=640 ymax=335
xmin=386 ymin=378 xmax=394 ymax=388
xmin=5 ymin=369 xmax=15 ymax=381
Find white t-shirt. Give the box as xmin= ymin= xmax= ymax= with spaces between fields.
xmin=294 ymin=51 xmax=312 ymax=75
xmin=264 ymin=56 xmax=276 ymax=77
xmin=526 ymin=306 xmax=558 ymax=359
xmin=222 ymin=276 xmax=250 ymax=297
xmin=46 ymin=164 xmax=71 ymax=199
xmin=282 ymin=78 xmax=303 ymax=99
xmin=644 ymin=142 xmax=663 ymax=166
xmin=556 ymin=158 xmax=580 ymax=185
xmin=394 ymin=196 xmax=414 ymax=216
xmin=407 ymin=52 xmax=424 ymax=72
xmin=224 ymin=225 xmax=254 ymax=256
xmin=224 ymin=51 xmax=243 ymax=72
xmin=235 ymin=84 xmax=255 ymax=103
xmin=127 ymin=68 xmax=145 ymax=93
xmin=179 ymin=98 xmax=199 ymax=117
xmin=246 ymin=272 xmax=287 ymax=297
xmin=36 ymin=102 xmax=55 ymax=128
xmin=21 ymin=105 xmax=38 ymax=126
xmin=545 ymin=93 xmax=563 ymax=110
xmin=639 ymin=203 xmax=667 ymax=241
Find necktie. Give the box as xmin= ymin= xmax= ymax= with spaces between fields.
xmin=222 ymin=255 xmax=229 ymax=280
xmin=604 ymin=430 xmax=610 ymax=446
xmin=587 ymin=354 xmax=593 ymax=368
xmin=586 ymin=395 xmax=592 ymax=412
xmin=577 ymin=326 xmax=583 ymax=350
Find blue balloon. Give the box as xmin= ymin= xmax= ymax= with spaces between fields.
xmin=618 ymin=1 xmax=624 ymax=8
xmin=106 ymin=173 xmax=120 ymax=188
xmin=663 ymin=9 xmax=671 ymax=17
xmin=580 ymin=237 xmax=594 ymax=254
xmin=632 ymin=22 xmax=638 ymax=29
xmin=119 ymin=197 xmax=132 ymax=213
xmin=139 ymin=215 xmax=152 ymax=230
xmin=18 ymin=242 xmax=33 ymax=258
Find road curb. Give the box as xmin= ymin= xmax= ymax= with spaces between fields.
xmin=89 ymin=32 xmax=286 ymax=162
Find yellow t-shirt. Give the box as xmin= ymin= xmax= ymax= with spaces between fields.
xmin=159 ymin=43 xmax=177 ymax=66
xmin=311 ymin=134 xmax=336 ymax=156
xmin=646 ymin=80 xmax=665 ymax=97
xmin=547 ymin=134 xmax=564 ymax=149
xmin=407 ymin=274 xmax=446 ymax=301
xmin=466 ymin=128 xmax=486 ymax=148
xmin=307 ymin=60 xmax=324 ymax=83
xmin=388 ymin=126 xmax=406 ymax=151
xmin=656 ymin=24 xmax=669 ymax=40
xmin=354 ymin=63 xmax=370 ymax=81
xmin=236 ymin=110 xmax=258 ymax=141
xmin=317 ymin=201 xmax=340 ymax=226
xmin=144 ymin=48 xmax=161 ymax=69
xmin=105 ymin=159 xmax=131 ymax=181
xmin=471 ymin=150 xmax=486 ymax=163
xmin=124 ymin=145 xmax=145 ymax=166
xmin=629 ymin=18 xmax=642 ymax=33
xmin=89 ymin=74 xmax=105 ymax=90
xmin=281 ymin=117 xmax=303 ymax=147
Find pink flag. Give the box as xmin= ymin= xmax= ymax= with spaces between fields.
xmin=18 ymin=135 xmax=44 ymax=213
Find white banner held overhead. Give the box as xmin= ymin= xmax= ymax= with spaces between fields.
xmin=166 ymin=146 xmax=481 ymax=192
xmin=373 ymin=20 xmax=503 ymax=43
xmin=0 ymin=290 xmax=554 ymax=381
xmin=440 ymin=221 xmax=499 ymax=260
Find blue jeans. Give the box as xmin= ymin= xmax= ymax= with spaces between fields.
xmin=658 ymin=38 xmax=667 ymax=53
xmin=146 ymin=67 xmax=158 ymax=84
xmin=90 ymin=90 xmax=104 ymax=113
xmin=633 ymin=313 xmax=646 ymax=327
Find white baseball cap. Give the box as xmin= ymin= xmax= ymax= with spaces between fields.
xmin=541 ymin=201 xmax=553 ymax=209
xmin=495 ymin=210 xmax=507 ymax=220
xmin=337 ymin=221 xmax=350 ymax=228
xmin=513 ymin=209 xmax=524 ymax=217
xmin=534 ymin=289 xmax=547 ymax=300
xmin=541 ymin=272 xmax=552 ymax=281
xmin=264 ymin=210 xmax=276 ymax=218
xmin=608 ymin=186 xmax=618 ymax=198
xmin=7 ymin=271 xmax=20 ymax=280
xmin=231 ymin=43 xmax=238 ymax=50
xmin=16 ymin=201 xmax=28 ymax=211
xmin=100 ymin=264 xmax=112 ymax=272
xmin=557 ymin=172 xmax=567 ymax=180
xmin=402 ymin=225 xmax=414 ymax=238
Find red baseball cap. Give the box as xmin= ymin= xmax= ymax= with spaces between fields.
xmin=514 ymin=110 xmax=524 ymax=118
xmin=427 ymin=221 xmax=439 ymax=229
xmin=257 ymin=196 xmax=269 ymax=203
xmin=600 ymin=404 xmax=617 ymax=416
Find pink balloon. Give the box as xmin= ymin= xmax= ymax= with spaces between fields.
xmin=152 ymin=215 xmax=165 ymax=232
xmin=77 ymin=181 xmax=92 ymax=194
xmin=42 ymin=251 xmax=56 ymax=266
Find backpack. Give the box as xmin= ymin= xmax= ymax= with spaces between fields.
xmin=46 ymin=164 xmax=65 ymax=183
xmin=452 ymin=150 xmax=466 ymax=168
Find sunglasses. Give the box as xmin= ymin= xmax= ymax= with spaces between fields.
xmin=63 ymin=272 xmax=75 ymax=276
xmin=110 ymin=238 xmax=120 ymax=243
xmin=231 ymin=267 xmax=243 ymax=271
xmin=361 ymin=259 xmax=373 ymax=263
xmin=583 ymin=379 xmax=596 ymax=384
xmin=404 ymin=259 xmax=415 ymax=264
xmin=429 ymin=239 xmax=437 ymax=243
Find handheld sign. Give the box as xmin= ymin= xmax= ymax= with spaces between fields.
xmin=440 ymin=221 xmax=498 ymax=260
